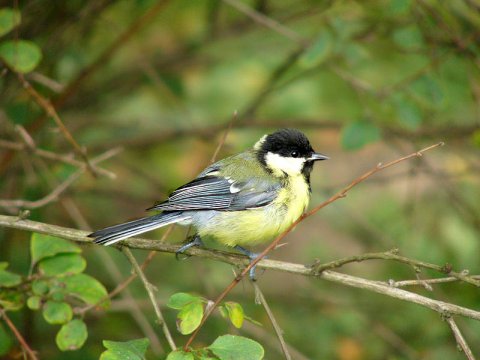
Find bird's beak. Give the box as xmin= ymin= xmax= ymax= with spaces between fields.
xmin=308 ymin=152 xmax=329 ymax=161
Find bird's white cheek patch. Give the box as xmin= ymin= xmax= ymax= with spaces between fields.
xmin=265 ymin=152 xmax=305 ymax=176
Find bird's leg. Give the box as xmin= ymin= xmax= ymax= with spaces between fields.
xmin=176 ymin=235 xmax=204 ymax=259
xmin=234 ymin=245 xmax=266 ymax=281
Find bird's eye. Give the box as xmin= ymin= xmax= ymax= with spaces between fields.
xmin=291 ymin=151 xmax=299 ymax=158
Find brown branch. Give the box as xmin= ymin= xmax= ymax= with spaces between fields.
xmin=251 ymin=281 xmax=291 ymax=360
xmin=0 ymin=138 xmax=115 ymax=178
xmin=0 ymin=148 xmax=122 ymax=210
xmin=210 ymin=111 xmax=237 ymax=164
xmin=183 ymin=142 xmax=444 ymax=349
xmin=445 ymin=317 xmax=476 ymax=360
xmin=0 ymin=0 xmax=171 ymax=175
xmin=17 ymin=73 xmax=97 ymax=177
xmin=221 ymin=0 xmax=306 ymax=44
xmin=0 ymin=308 xmax=38 ymax=360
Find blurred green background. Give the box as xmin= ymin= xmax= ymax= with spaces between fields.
xmin=1 ymin=0 xmax=480 ymax=359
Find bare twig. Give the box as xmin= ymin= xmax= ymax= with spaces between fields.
xmin=0 ymin=308 xmax=38 ymax=360
xmin=221 ymin=0 xmax=306 ymax=44
xmin=445 ymin=316 xmax=476 ymax=360
xmin=391 ymin=275 xmax=480 ymax=288
xmin=183 ymin=142 xmax=445 ymax=349
xmin=122 ymin=247 xmax=177 ymax=351
xmin=210 ymin=111 xmax=237 ymax=164
xmin=251 ymin=281 xmax=291 ymax=360
xmin=0 ymin=148 xmax=121 ymax=209
xmin=0 ymin=138 xmax=115 ymax=178
xmin=312 ymin=249 xmax=480 ymax=287
xmin=17 ymin=73 xmax=97 ymax=176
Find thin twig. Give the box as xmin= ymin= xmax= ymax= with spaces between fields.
xmin=391 ymin=275 xmax=480 ymax=288
xmin=0 ymin=308 xmax=38 ymax=360
xmin=0 ymin=148 xmax=121 ymax=209
xmin=210 ymin=111 xmax=237 ymax=164
xmin=221 ymin=0 xmax=306 ymax=44
xmin=183 ymin=142 xmax=445 ymax=349
xmin=311 ymin=249 xmax=480 ymax=287
xmin=445 ymin=316 xmax=476 ymax=360
xmin=122 ymin=247 xmax=177 ymax=351
xmin=17 ymin=73 xmax=97 ymax=176
xmin=0 ymin=138 xmax=115 ymax=178
xmin=251 ymin=282 xmax=291 ymax=360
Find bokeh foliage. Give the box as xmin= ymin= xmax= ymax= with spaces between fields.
xmin=1 ymin=0 xmax=479 ymax=359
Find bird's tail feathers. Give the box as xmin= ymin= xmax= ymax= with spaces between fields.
xmin=88 ymin=212 xmax=188 ymax=246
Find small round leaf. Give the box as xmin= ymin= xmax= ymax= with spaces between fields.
xmin=39 ymin=253 xmax=86 ymax=276
xmin=208 ymin=335 xmax=264 ymax=360
xmin=43 ymin=301 xmax=73 ymax=324
xmin=56 ymin=319 xmax=87 ymax=351
xmin=0 ymin=8 xmax=21 ymax=37
xmin=0 ymin=40 xmax=42 ymax=73
xmin=26 ymin=296 xmax=41 ymax=310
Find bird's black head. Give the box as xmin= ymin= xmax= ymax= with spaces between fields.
xmin=254 ymin=129 xmax=328 ymax=181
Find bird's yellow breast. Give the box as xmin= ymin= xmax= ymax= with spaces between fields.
xmin=198 ymin=175 xmax=310 ymax=247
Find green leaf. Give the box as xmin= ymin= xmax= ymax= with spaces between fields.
xmin=409 ymin=75 xmax=443 ymax=107
xmin=0 ymin=40 xmax=42 ymax=73
xmin=391 ymin=94 xmax=422 ymax=130
xmin=56 ymin=319 xmax=88 ymax=351
xmin=27 ymin=296 xmax=41 ymax=310
xmin=0 ymin=263 xmax=21 ymax=288
xmin=392 ymin=25 xmax=424 ymax=50
xmin=177 ymin=301 xmax=204 ymax=335
xmin=167 ymin=292 xmax=203 ymax=309
xmin=39 ymin=253 xmax=86 ymax=276
xmin=387 ymin=0 xmax=412 ymax=16
xmin=0 ymin=290 xmax=23 ymax=311
xmin=62 ymin=273 xmax=109 ymax=308
xmin=31 ymin=279 xmax=49 ymax=295
xmin=341 ymin=121 xmax=381 ymax=150
xmin=43 ymin=301 xmax=73 ymax=324
xmin=224 ymin=302 xmax=244 ymax=329
xmin=0 ymin=323 xmax=12 ymax=357
xmin=31 ymin=233 xmax=81 ymax=264
xmin=208 ymin=335 xmax=264 ymax=360
xmin=166 ymin=350 xmax=195 ymax=360
xmin=100 ymin=338 xmax=150 ymax=360
xmin=300 ymin=30 xmax=333 ymax=67
xmin=0 ymin=8 xmax=21 ymax=37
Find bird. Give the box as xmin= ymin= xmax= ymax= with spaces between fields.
xmin=88 ymin=129 xmax=329 ymax=278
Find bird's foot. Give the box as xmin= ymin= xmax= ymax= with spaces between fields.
xmin=176 ymin=235 xmax=204 ymax=260
xmin=234 ymin=245 xmax=267 ymax=281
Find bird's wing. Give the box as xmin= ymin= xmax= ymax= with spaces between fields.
xmin=148 ymin=175 xmax=280 ymax=212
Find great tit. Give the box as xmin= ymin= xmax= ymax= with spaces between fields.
xmin=89 ymin=129 xmax=328 ymax=278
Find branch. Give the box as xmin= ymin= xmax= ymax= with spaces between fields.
xmin=0 ymin=148 xmax=121 ymax=210
xmin=122 ymin=247 xmax=177 ymax=351
xmin=1 ymin=215 xmax=480 ymax=323
xmin=251 ymin=281 xmax=291 ymax=360
xmin=0 ymin=138 xmax=115 ymax=178
xmin=312 ymin=249 xmax=480 ymax=287
xmin=445 ymin=316 xmax=476 ymax=360
xmin=17 ymin=73 xmax=97 ymax=176
xmin=0 ymin=308 xmax=38 ymax=360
